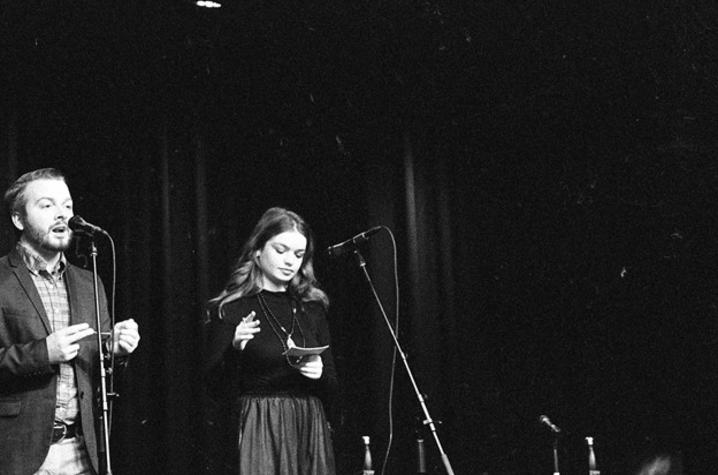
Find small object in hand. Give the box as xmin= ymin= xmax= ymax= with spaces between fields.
xmin=242 ymin=311 xmax=256 ymax=323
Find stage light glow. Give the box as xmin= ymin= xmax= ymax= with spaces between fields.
xmin=196 ymin=0 xmax=221 ymax=8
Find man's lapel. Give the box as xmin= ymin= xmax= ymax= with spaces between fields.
xmin=7 ymin=249 xmax=52 ymax=335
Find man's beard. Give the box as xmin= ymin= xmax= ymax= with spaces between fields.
xmin=25 ymin=224 xmax=72 ymax=254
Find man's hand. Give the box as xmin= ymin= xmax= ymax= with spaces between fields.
xmin=46 ymin=323 xmax=96 ymax=364
xmin=111 ymin=318 xmax=140 ymax=356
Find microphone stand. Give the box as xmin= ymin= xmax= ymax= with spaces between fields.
xmin=552 ymin=436 xmax=560 ymax=475
xmin=353 ymin=249 xmax=455 ymax=475
xmin=89 ymin=240 xmax=114 ymax=475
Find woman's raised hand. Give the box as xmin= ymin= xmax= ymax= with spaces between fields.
xmin=233 ymin=311 xmax=260 ymax=351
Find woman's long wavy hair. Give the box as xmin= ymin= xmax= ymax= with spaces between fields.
xmin=209 ymin=207 xmax=329 ymax=317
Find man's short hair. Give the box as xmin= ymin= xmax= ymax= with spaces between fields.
xmin=4 ymin=168 xmax=66 ymax=216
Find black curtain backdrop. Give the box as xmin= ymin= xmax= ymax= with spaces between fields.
xmin=2 ymin=1 xmax=718 ymax=474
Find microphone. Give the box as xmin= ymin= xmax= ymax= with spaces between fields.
xmin=539 ymin=415 xmax=562 ymax=434
xmin=326 ymin=226 xmax=382 ymax=257
xmin=69 ymin=215 xmax=107 ymax=236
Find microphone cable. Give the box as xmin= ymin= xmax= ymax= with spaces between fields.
xmin=379 ymin=226 xmax=399 ymax=475
xmin=106 ymin=232 xmax=117 ymax=429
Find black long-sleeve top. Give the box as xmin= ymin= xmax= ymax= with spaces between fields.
xmin=204 ymin=290 xmax=338 ymax=407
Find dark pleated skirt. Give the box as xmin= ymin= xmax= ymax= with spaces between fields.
xmin=236 ymin=393 xmax=336 ymax=475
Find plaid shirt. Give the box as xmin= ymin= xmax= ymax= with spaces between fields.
xmin=16 ymin=241 xmax=79 ymax=425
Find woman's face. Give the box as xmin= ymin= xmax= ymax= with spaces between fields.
xmin=256 ymin=229 xmax=307 ymax=292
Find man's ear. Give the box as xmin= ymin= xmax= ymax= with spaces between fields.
xmin=10 ymin=212 xmax=24 ymax=232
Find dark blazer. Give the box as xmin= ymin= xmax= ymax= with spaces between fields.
xmin=0 ymin=247 xmax=110 ymax=475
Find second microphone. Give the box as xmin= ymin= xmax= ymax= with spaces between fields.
xmin=326 ymin=226 xmax=382 ymax=257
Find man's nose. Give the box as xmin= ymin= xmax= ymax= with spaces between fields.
xmin=55 ymin=206 xmax=69 ymax=219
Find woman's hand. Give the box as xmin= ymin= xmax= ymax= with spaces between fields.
xmin=295 ymin=354 xmax=323 ymax=380
xmin=233 ymin=311 xmax=260 ymax=351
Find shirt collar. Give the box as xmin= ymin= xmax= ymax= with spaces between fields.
xmin=16 ymin=241 xmax=67 ymax=277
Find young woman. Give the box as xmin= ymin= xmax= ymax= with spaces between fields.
xmin=204 ymin=207 xmax=337 ymax=475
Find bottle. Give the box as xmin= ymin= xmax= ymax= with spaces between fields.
xmin=362 ymin=435 xmax=375 ymax=475
xmin=586 ymin=436 xmax=600 ymax=475
xmin=416 ymin=437 xmax=427 ymax=474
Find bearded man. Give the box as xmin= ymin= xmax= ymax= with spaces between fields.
xmin=0 ymin=168 xmax=140 ymax=474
